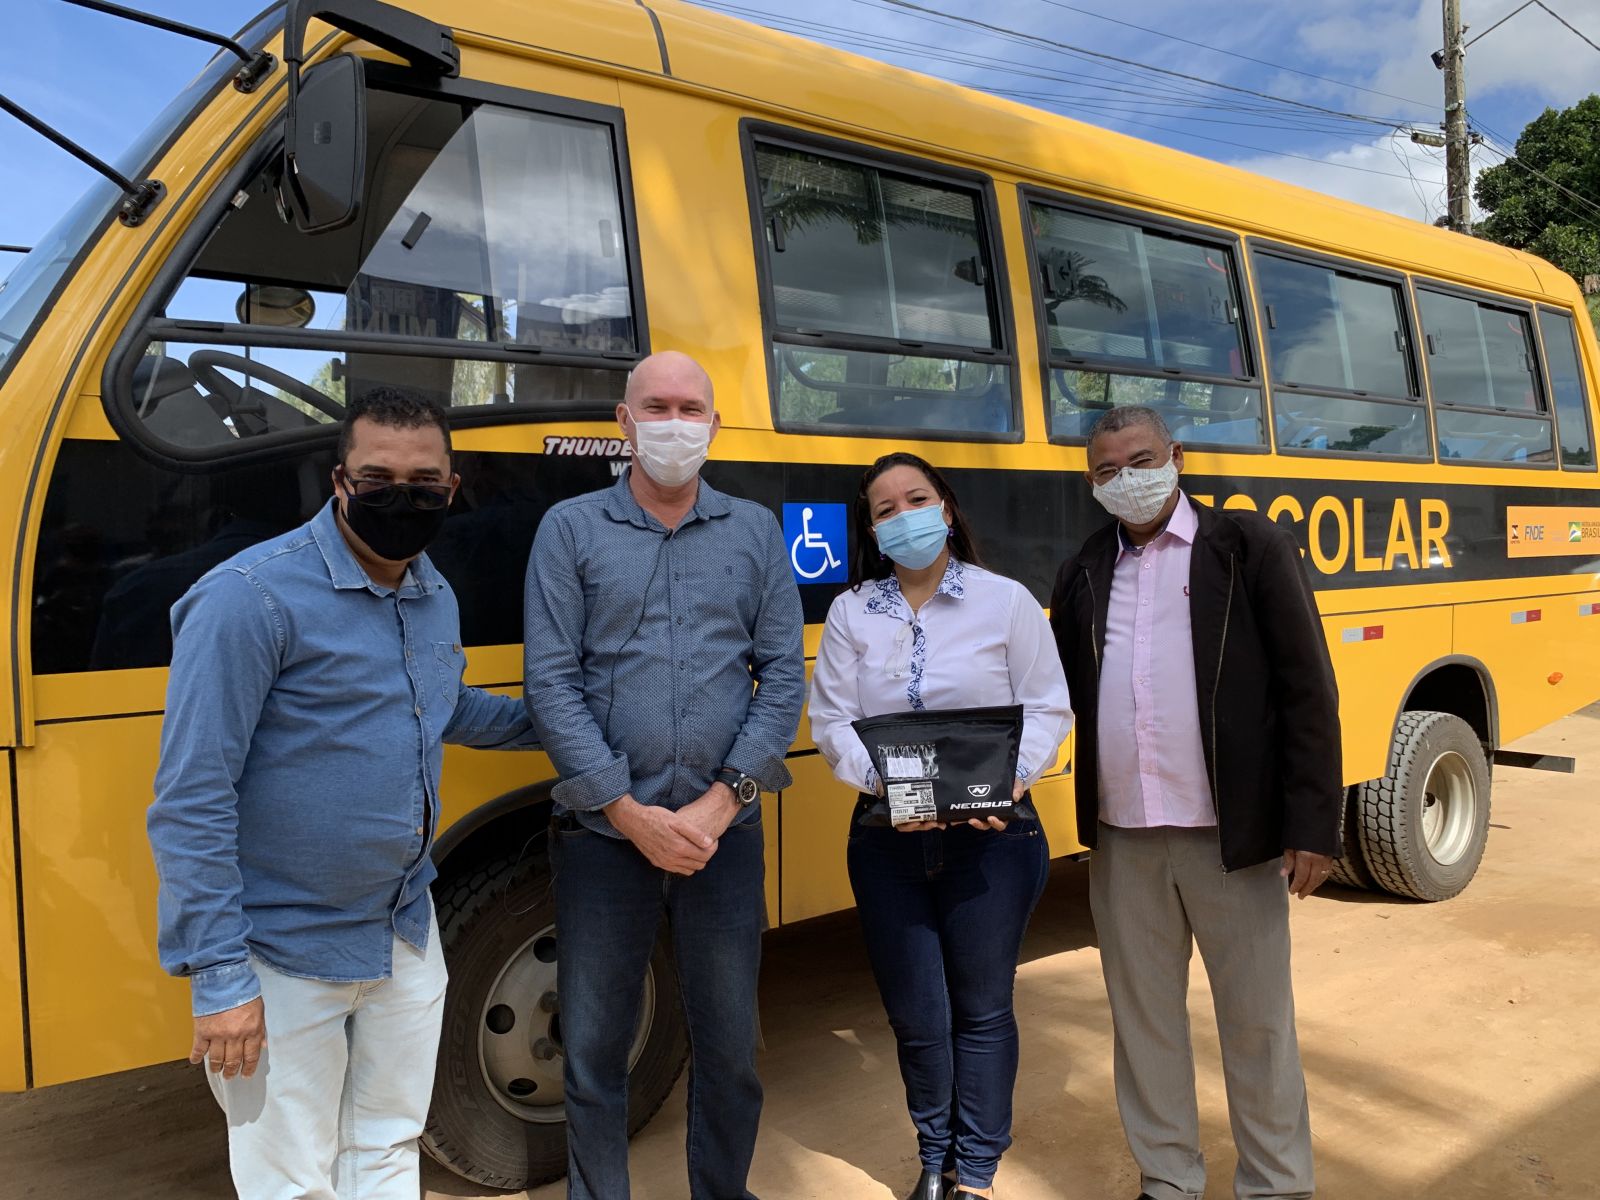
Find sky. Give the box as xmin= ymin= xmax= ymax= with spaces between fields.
xmin=2 ymin=0 xmax=1598 ymax=272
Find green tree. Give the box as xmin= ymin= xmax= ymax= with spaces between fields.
xmin=1475 ymin=95 xmax=1600 ymax=283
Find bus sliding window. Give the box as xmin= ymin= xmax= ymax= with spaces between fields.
xmin=1028 ymin=201 xmax=1263 ymax=448
xmin=117 ymin=89 xmax=642 ymax=454
xmin=1537 ymin=309 xmax=1595 ymax=469
xmin=1253 ymin=252 xmax=1428 ymax=458
xmin=1049 ymin=370 xmax=1264 ymax=447
xmin=1418 ymin=288 xmax=1554 ymax=465
xmin=751 ymin=138 xmax=1014 ymax=437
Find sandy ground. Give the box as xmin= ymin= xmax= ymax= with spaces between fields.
xmin=4 ymin=704 xmax=1598 ymax=1199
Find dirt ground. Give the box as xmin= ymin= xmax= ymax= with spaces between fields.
xmin=5 ymin=705 xmax=1598 ymax=1199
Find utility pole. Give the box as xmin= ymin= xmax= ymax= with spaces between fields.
xmin=1442 ymin=0 xmax=1472 ymax=234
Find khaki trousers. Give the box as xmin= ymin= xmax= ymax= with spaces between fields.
xmin=1090 ymin=823 xmax=1313 ymax=1200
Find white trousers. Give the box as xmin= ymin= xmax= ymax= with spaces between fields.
xmin=207 ymin=907 xmax=448 ymax=1200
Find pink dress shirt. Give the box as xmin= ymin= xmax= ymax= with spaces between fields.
xmin=1096 ymin=493 xmax=1216 ymax=829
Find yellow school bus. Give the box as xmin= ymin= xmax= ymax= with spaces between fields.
xmin=2 ymin=0 xmax=1597 ymax=1185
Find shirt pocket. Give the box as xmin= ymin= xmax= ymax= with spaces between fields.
xmin=433 ymin=641 xmax=465 ymax=710
xmin=693 ymin=560 xmax=762 ymax=635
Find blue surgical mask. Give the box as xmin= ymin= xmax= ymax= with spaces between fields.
xmin=873 ymin=502 xmax=949 ymax=569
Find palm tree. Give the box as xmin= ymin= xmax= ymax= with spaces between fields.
xmin=1040 ymin=248 xmax=1127 ymax=315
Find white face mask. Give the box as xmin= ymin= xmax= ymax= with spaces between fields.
xmin=1092 ymin=458 xmax=1180 ymax=526
xmin=628 ymin=414 xmax=712 ymax=487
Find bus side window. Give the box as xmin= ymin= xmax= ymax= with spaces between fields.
xmin=114 ymin=86 xmax=644 ymax=457
xmin=1418 ymin=288 xmax=1555 ymax=465
xmin=1537 ymin=308 xmax=1597 ymax=470
xmin=749 ymin=134 xmax=1016 ymax=438
xmin=1026 ymin=200 xmax=1264 ymax=449
xmin=1252 ymin=252 xmax=1429 ymax=459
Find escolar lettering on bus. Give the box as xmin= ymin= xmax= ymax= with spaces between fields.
xmin=1190 ymin=492 xmax=1453 ymax=575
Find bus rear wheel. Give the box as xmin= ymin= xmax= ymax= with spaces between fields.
xmin=1326 ymin=786 xmax=1376 ymax=890
xmin=422 ymin=843 xmax=689 ymax=1189
xmin=1356 ymin=711 xmax=1491 ymax=902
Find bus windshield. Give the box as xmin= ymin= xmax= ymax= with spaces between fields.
xmin=0 ymin=8 xmax=284 ymax=377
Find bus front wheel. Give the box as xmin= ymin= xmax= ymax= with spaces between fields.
xmin=1356 ymin=711 xmax=1492 ymax=902
xmin=422 ymin=842 xmax=689 ymax=1189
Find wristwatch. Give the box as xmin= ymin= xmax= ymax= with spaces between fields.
xmin=716 ymin=766 xmax=761 ymax=808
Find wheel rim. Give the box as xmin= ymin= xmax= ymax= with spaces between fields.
xmin=476 ymin=924 xmax=657 ymax=1123
xmin=1420 ymin=750 xmax=1477 ymax=866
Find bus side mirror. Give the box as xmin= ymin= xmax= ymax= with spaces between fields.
xmin=282 ymin=53 xmax=367 ymax=234
xmin=278 ymin=0 xmax=458 ymax=234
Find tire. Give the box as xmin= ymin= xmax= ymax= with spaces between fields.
xmin=1327 ymin=786 xmax=1376 ymax=891
xmin=422 ymin=842 xmax=689 ymax=1189
xmin=1356 ymin=711 xmax=1492 ymax=902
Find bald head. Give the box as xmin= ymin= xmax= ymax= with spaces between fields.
xmin=624 ymin=350 xmax=714 ymax=414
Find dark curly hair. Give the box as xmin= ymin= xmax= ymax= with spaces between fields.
xmin=337 ymin=385 xmax=452 ymax=464
xmin=849 ymin=452 xmax=985 ymax=588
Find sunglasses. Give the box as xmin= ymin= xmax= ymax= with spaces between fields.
xmin=338 ymin=467 xmax=455 ymax=512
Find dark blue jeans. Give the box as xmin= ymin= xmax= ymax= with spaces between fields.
xmin=553 ymin=813 xmax=766 ymax=1200
xmin=847 ymin=817 xmax=1050 ymax=1190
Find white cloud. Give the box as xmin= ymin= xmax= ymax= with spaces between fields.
xmin=1225 ymin=131 xmax=1490 ymax=226
xmin=1301 ymin=0 xmax=1599 ymax=137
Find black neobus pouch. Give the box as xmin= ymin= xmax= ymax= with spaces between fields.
xmin=851 ymin=704 xmax=1024 ymax=825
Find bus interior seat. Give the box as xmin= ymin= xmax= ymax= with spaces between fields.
xmin=816 ymin=386 xmax=1011 ymax=435
xmin=133 ymin=355 xmax=233 ymax=447
xmin=1171 ymin=416 xmax=1261 ymax=446
xmin=233 ymin=386 xmax=322 ymax=435
xmin=1169 ymin=387 xmax=1260 ymax=446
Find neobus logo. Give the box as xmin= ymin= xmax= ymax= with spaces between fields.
xmin=1189 ymin=492 xmax=1453 ymax=576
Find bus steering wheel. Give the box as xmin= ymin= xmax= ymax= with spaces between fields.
xmin=189 ymin=350 xmax=345 ymax=421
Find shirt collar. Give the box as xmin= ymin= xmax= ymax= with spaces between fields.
xmin=1116 ymin=492 xmax=1196 ymax=559
xmin=864 ymin=556 xmax=968 ymax=615
xmin=601 ymin=465 xmax=732 ymax=530
xmin=311 ymin=498 xmax=442 ymax=596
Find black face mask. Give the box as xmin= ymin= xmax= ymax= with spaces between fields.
xmin=339 ymin=486 xmax=449 ymax=562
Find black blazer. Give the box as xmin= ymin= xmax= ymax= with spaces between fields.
xmin=1048 ymin=495 xmax=1343 ymax=871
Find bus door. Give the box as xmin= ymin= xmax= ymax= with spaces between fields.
xmin=17 ymin=48 xmax=648 ymax=1085
xmin=0 ymin=747 xmax=21 ymax=1090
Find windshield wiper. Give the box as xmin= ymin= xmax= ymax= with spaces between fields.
xmin=58 ymin=0 xmax=276 ymax=93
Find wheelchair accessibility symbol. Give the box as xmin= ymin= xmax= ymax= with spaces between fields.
xmin=783 ymin=503 xmax=848 ymax=584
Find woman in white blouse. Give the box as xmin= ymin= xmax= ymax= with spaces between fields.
xmin=808 ymin=452 xmax=1073 ymax=1200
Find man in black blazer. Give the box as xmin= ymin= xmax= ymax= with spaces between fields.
xmin=1049 ymin=405 xmax=1341 ymax=1200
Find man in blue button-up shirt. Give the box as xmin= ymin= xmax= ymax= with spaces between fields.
xmin=524 ymin=351 xmax=804 ymax=1200
xmin=149 ymin=388 xmax=537 ymax=1200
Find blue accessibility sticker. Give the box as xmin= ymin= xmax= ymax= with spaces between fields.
xmin=783 ymin=502 xmax=848 ymax=585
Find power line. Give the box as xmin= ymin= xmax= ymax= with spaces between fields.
xmin=853 ymin=0 xmax=1418 ymax=130
xmin=681 ymin=1 xmax=1438 ymax=194
xmin=988 ymin=88 xmax=1414 ymax=138
xmin=692 ymin=0 xmax=1406 ymax=135
xmin=1537 ymin=2 xmax=1600 ymax=54
xmin=989 ymin=103 xmax=1432 ymax=182
xmin=1473 ymin=139 xmax=1600 ymax=225
xmin=1028 ymin=0 xmax=1439 ymax=113
xmin=1458 ymin=123 xmax=1600 ymax=235
xmin=1387 ymin=130 xmax=1437 ymax=220
xmin=1469 ymin=1 xmax=1600 ymax=55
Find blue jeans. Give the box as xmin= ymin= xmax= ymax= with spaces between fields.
xmin=553 ymin=813 xmax=766 ymax=1200
xmin=847 ymin=815 xmax=1050 ymax=1190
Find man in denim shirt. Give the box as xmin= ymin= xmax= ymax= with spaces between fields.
xmin=524 ymin=351 xmax=804 ymax=1200
xmin=149 ymin=388 xmax=538 ymax=1200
